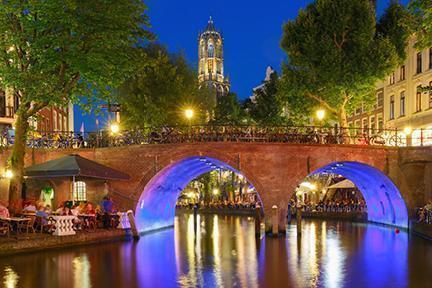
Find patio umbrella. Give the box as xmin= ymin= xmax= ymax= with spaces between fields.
xmin=24 ymin=154 xmax=130 ymax=204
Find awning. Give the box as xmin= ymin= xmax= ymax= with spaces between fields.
xmin=327 ymin=179 xmax=356 ymax=189
xmin=24 ymin=154 xmax=130 ymax=180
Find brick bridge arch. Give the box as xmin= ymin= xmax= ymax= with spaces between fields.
xmin=23 ymin=143 xmax=419 ymax=232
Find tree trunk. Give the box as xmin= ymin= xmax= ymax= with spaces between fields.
xmin=338 ymin=107 xmax=350 ymax=143
xmin=8 ymin=111 xmax=29 ymax=213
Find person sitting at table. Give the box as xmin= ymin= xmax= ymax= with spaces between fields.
xmin=45 ymin=205 xmax=52 ymax=214
xmin=0 ymin=203 xmax=9 ymax=218
xmin=78 ymin=202 xmax=86 ymax=214
xmin=55 ymin=203 xmax=65 ymax=215
xmin=36 ymin=206 xmax=49 ymax=225
xmin=22 ymin=202 xmax=36 ymax=213
xmin=85 ymin=203 xmax=95 ymax=215
xmin=62 ymin=207 xmax=73 ymax=216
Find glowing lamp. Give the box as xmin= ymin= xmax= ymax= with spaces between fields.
xmin=184 ymin=109 xmax=194 ymax=120
xmin=4 ymin=169 xmax=13 ymax=179
xmin=110 ymin=123 xmax=120 ymax=134
xmin=212 ymin=188 xmax=219 ymax=195
xmin=403 ymin=126 xmax=412 ymax=135
xmin=300 ymin=181 xmax=317 ymax=190
xmin=316 ymin=109 xmax=325 ymax=121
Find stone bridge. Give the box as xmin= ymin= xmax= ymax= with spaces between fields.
xmin=7 ymin=143 xmax=432 ymax=232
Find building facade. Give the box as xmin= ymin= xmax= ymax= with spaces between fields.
xmin=0 ymin=88 xmax=74 ymax=133
xmin=348 ymin=37 xmax=432 ymax=145
xmin=383 ymin=38 xmax=432 ymax=145
xmin=198 ymin=17 xmax=230 ymax=98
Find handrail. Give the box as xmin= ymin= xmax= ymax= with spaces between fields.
xmin=0 ymin=125 xmax=429 ymax=148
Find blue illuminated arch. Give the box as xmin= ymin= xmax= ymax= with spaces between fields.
xmin=135 ymin=156 xmax=260 ymax=233
xmin=310 ymin=162 xmax=408 ymax=228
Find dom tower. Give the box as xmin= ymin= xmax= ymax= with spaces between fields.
xmin=198 ymin=17 xmax=230 ymax=98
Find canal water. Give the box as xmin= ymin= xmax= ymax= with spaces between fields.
xmin=0 ymin=214 xmax=431 ymax=288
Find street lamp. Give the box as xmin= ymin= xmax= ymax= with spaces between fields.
xmin=3 ymin=169 xmax=13 ymax=179
xmin=184 ymin=109 xmax=194 ymax=121
xmin=403 ymin=126 xmax=412 ymax=135
xmin=316 ymin=109 xmax=325 ymax=122
xmin=212 ymin=188 xmax=219 ymax=196
xmin=110 ymin=123 xmax=120 ymax=135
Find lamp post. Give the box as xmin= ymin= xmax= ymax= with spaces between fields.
xmin=316 ymin=109 xmax=325 ymax=126
xmin=109 ymin=122 xmax=120 ymax=147
xmin=184 ymin=108 xmax=194 ymax=141
xmin=404 ymin=126 xmax=412 ymax=147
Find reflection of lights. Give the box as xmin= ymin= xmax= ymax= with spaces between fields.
xmin=300 ymin=182 xmax=317 ymax=190
xmin=3 ymin=266 xmax=19 ymax=288
xmin=73 ymin=256 xmax=91 ymax=288
xmin=199 ymin=157 xmax=206 ymax=162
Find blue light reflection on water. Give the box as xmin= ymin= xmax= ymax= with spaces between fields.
xmin=0 ymin=216 xmax=431 ymax=288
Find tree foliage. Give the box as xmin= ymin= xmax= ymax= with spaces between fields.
xmin=212 ymin=92 xmax=244 ymax=125
xmin=409 ymin=0 xmax=432 ymax=49
xmin=279 ymin=0 xmax=408 ymax=127
xmin=249 ymin=71 xmax=287 ymax=125
xmin=119 ymin=44 xmax=215 ymax=128
xmin=0 ymin=0 xmax=151 ymax=208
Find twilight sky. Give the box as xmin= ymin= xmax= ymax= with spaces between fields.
xmin=74 ymin=0 xmax=410 ymax=131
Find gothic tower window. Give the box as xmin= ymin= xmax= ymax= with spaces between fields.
xmin=208 ymin=42 xmax=214 ymax=57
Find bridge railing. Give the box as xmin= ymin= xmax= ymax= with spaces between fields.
xmin=0 ymin=125 xmax=429 ymax=149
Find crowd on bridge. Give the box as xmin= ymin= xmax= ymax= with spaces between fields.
xmin=0 ymin=125 xmax=407 ymax=149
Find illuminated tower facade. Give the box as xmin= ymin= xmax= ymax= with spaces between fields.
xmin=198 ymin=17 xmax=230 ymax=98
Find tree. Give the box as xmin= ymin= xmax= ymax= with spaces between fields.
xmin=409 ymin=0 xmax=432 ymax=48
xmin=279 ymin=0 xmax=408 ymax=127
xmin=0 ymin=1 xmax=151 ymax=210
xmin=249 ymin=71 xmax=287 ymax=125
xmin=119 ymin=44 xmax=215 ymax=128
xmin=212 ymin=92 xmax=244 ymax=125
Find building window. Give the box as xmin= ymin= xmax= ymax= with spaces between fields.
xmin=53 ymin=110 xmax=57 ymax=131
xmin=429 ymin=81 xmax=432 ymax=109
xmin=400 ymin=91 xmax=405 ymax=116
xmin=416 ymin=86 xmax=422 ymax=112
xmin=370 ymin=116 xmax=375 ymax=134
xmin=430 ymin=48 xmax=432 ymax=70
xmin=362 ymin=118 xmax=368 ymax=134
xmin=208 ymin=43 xmax=214 ymax=58
xmin=377 ymin=92 xmax=384 ymax=108
xmin=389 ymin=95 xmax=395 ymax=120
xmin=389 ymin=72 xmax=395 ymax=85
xmin=63 ymin=116 xmax=67 ymax=131
xmin=417 ymin=52 xmax=423 ymax=74
xmin=73 ymin=181 xmax=86 ymax=201
xmin=377 ymin=114 xmax=384 ymax=133
xmin=400 ymin=65 xmax=406 ymax=81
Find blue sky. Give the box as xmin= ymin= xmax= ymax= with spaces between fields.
xmin=74 ymin=0 xmax=410 ymax=131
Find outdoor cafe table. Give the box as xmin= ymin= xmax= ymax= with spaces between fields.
xmin=78 ymin=214 xmax=97 ymax=230
xmin=0 ymin=217 xmax=31 ymax=233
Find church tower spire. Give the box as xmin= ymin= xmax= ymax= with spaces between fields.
xmin=198 ymin=17 xmax=230 ymax=98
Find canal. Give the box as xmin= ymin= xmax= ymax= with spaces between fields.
xmin=0 ymin=214 xmax=431 ymax=288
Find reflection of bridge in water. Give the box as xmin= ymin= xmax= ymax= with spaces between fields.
xmin=18 ymin=141 xmax=432 ymax=233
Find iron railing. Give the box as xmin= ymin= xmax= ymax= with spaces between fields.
xmin=0 ymin=125 xmax=430 ymax=149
